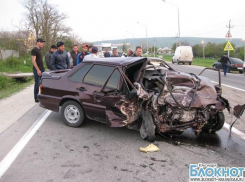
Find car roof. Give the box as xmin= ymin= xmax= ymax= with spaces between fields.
xmin=83 ymin=57 xmax=147 ymax=66
xmin=229 ymin=57 xmax=244 ymax=64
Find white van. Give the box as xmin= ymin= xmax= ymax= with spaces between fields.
xmin=172 ymin=46 xmax=193 ymax=65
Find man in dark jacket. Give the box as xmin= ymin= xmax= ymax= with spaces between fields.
xmin=127 ymin=48 xmax=134 ymax=57
xmin=132 ymin=46 xmax=142 ymax=57
xmin=45 ymin=45 xmax=57 ymax=70
xmin=219 ymin=53 xmax=231 ymax=76
xmin=69 ymin=45 xmax=80 ymax=68
xmin=111 ymin=49 xmax=119 ymax=57
xmin=104 ymin=49 xmax=110 ymax=57
xmin=50 ymin=41 xmax=70 ymax=70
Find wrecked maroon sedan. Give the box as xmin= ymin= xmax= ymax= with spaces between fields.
xmin=38 ymin=57 xmax=243 ymax=141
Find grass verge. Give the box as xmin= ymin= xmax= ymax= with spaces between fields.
xmin=158 ymin=55 xmax=217 ymax=68
xmin=0 ymin=56 xmax=34 ymax=100
xmin=0 ymin=75 xmax=34 ymax=100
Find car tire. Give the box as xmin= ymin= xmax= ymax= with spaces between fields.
xmin=202 ymin=112 xmax=225 ymax=133
xmin=172 ymin=59 xmax=174 ymax=64
xmin=189 ymin=63 xmax=192 ymax=65
xmin=140 ymin=110 xmax=156 ymax=142
xmin=61 ymin=100 xmax=85 ymax=127
xmin=239 ymin=70 xmax=243 ymax=74
xmin=177 ymin=60 xmax=180 ymax=65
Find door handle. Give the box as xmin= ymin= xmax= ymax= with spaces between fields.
xmin=76 ymin=87 xmax=87 ymax=92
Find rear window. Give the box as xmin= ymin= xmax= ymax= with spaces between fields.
xmin=69 ymin=64 xmax=92 ymax=82
xmin=83 ymin=65 xmax=115 ymax=87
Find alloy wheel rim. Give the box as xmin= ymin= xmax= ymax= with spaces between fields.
xmin=64 ymin=105 xmax=80 ymax=123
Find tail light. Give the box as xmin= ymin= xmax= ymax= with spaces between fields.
xmin=39 ymin=84 xmax=42 ymax=93
xmin=230 ymin=64 xmax=235 ymax=67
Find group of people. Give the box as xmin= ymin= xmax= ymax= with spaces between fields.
xmin=31 ymin=38 xmax=144 ymax=102
xmin=103 ymin=46 xmax=142 ymax=58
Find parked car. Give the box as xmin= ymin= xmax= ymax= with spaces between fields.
xmin=38 ymin=57 xmax=243 ymax=141
xmin=172 ymin=46 xmax=193 ymax=65
xmin=212 ymin=57 xmax=244 ymax=74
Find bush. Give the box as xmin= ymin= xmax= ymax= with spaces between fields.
xmin=0 ymin=75 xmax=11 ymax=89
xmin=4 ymin=56 xmax=22 ymax=68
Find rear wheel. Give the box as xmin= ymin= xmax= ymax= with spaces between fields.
xmin=227 ymin=67 xmax=230 ymax=73
xmin=202 ymin=112 xmax=225 ymax=133
xmin=189 ymin=62 xmax=192 ymax=65
xmin=61 ymin=101 xmax=85 ymax=127
xmin=239 ymin=70 xmax=243 ymax=74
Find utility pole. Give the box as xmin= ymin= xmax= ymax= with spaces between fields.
xmin=226 ymin=20 xmax=234 ymax=57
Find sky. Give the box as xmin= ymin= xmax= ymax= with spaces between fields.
xmin=0 ymin=0 xmax=245 ymax=42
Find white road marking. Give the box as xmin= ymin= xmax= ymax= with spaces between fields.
xmin=0 ymin=109 xmax=52 ymax=178
xmin=211 ymin=81 xmax=245 ymax=92
xmin=224 ymin=123 xmax=245 ymax=140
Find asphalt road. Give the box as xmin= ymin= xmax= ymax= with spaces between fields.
xmin=168 ymin=62 xmax=245 ymax=91
xmin=0 ymin=105 xmax=245 ymax=182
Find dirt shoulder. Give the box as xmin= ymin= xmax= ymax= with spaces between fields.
xmin=0 ymin=84 xmax=37 ymax=134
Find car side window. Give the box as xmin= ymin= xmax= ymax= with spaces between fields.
xmin=105 ymin=69 xmax=121 ymax=90
xmin=69 ymin=64 xmax=92 ymax=83
xmin=83 ymin=65 xmax=115 ymax=87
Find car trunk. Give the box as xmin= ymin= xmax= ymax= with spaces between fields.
xmin=42 ymin=70 xmax=70 ymax=80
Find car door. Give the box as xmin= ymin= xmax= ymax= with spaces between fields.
xmin=78 ymin=64 xmax=118 ymax=123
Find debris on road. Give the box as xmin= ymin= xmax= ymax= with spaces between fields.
xmin=139 ymin=144 xmax=160 ymax=153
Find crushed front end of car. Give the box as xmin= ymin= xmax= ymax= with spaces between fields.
xmin=112 ymin=58 xmax=243 ymax=141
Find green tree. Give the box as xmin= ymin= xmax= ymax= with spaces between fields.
xmin=22 ymin=0 xmax=71 ymax=54
xmin=192 ymin=44 xmax=202 ymax=57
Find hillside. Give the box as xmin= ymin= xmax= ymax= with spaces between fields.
xmin=93 ymin=37 xmax=244 ymax=48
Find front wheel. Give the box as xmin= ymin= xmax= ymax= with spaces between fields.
xmin=140 ymin=110 xmax=156 ymax=142
xmin=202 ymin=112 xmax=225 ymax=133
xmin=61 ymin=101 xmax=85 ymax=127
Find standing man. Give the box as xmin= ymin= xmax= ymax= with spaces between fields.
xmin=132 ymin=46 xmax=143 ymax=57
xmin=88 ymin=46 xmax=92 ymax=54
xmin=104 ymin=49 xmax=110 ymax=57
xmin=45 ymin=45 xmax=57 ymax=70
xmin=219 ymin=52 xmax=231 ymax=76
xmin=31 ymin=38 xmax=45 ymax=103
xmin=127 ymin=48 xmax=134 ymax=57
xmin=111 ymin=49 xmax=119 ymax=57
xmin=50 ymin=41 xmax=70 ymax=70
xmin=77 ymin=43 xmax=90 ymax=65
xmin=69 ymin=45 xmax=80 ymax=68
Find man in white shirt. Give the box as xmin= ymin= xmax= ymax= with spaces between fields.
xmin=84 ymin=46 xmax=99 ymax=60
